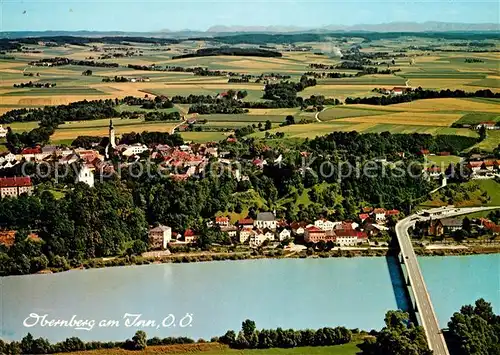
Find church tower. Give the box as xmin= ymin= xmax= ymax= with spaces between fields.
xmin=109 ymin=119 xmax=116 ymax=148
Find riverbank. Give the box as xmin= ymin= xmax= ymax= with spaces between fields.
xmin=30 ymin=244 xmax=500 ymax=276
xmin=53 ymin=342 xmax=363 ymax=355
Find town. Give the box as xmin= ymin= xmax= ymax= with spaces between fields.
xmin=1 ymin=117 xmax=499 ymax=262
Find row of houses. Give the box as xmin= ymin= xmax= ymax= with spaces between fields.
xmin=148 ymin=207 xmax=397 ymax=251
xmin=475 ymin=121 xmax=499 ymax=130
xmin=467 ymin=160 xmax=500 ymax=173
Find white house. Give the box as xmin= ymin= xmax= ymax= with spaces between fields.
xmin=0 ymin=125 xmax=8 ymax=138
xmin=314 ymin=219 xmax=342 ymax=231
xmin=373 ymin=209 xmax=386 ymax=222
xmin=239 ymin=229 xmax=253 ymax=243
xmin=254 ymin=212 xmax=277 ymax=230
xmin=278 ymin=228 xmax=291 ymax=241
xmin=221 ymin=225 xmax=238 ymax=237
xmin=148 ymin=225 xmax=172 ymax=250
xmin=249 ymin=230 xmax=274 ymax=248
xmin=76 ymin=164 xmax=95 ymax=188
xmin=335 ymin=230 xmax=368 ymax=246
xmin=121 ymin=144 xmax=149 ymax=157
xmin=475 ymin=122 xmax=497 ymax=130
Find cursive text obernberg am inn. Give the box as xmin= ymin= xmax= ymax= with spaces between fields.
xmin=23 ymin=313 xmax=194 ymax=331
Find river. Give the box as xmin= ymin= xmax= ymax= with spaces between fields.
xmin=1 ymin=255 xmax=498 ymax=342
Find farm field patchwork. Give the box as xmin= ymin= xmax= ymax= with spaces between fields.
xmin=336 ymin=112 xmax=462 ymax=127
xmin=1 ymin=40 xmax=499 ymax=145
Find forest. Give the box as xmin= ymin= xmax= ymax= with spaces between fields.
xmin=345 ymin=88 xmax=500 ymax=105
xmin=172 ymin=47 xmax=282 ymax=59
xmin=29 ymin=57 xmax=119 ymax=68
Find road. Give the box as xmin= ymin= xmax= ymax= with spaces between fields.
xmin=315 ymin=107 xmax=327 ymax=122
xmin=395 ymin=206 xmax=500 ymax=355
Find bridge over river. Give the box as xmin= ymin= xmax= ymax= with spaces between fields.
xmin=395 ymin=206 xmax=499 ymax=355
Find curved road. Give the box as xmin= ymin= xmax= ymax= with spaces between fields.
xmin=396 ymin=206 xmax=500 ymax=355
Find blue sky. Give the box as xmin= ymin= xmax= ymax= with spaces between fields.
xmin=1 ymin=0 xmax=498 ymax=31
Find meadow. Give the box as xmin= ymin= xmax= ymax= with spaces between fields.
xmin=420 ymin=180 xmax=500 ymax=208
xmin=54 ymin=342 xmax=361 ymax=355
xmin=1 ymin=37 xmax=499 ymax=145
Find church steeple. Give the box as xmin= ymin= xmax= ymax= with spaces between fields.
xmin=109 ymin=119 xmax=116 ymax=148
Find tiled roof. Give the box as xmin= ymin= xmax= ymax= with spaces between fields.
xmin=150 ymin=225 xmax=171 ymax=232
xmin=256 ymin=212 xmax=275 ymax=221
xmin=0 ymin=176 xmax=32 ymax=188
xmin=238 ymin=218 xmax=254 ymax=225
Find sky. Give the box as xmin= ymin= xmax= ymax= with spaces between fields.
xmin=1 ymin=0 xmax=499 ymax=32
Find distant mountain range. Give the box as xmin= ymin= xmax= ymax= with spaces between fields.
xmin=1 ymin=22 xmax=498 ymax=39
xmin=207 ymin=22 xmax=499 ymax=33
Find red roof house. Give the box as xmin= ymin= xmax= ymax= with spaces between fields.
xmin=0 ymin=176 xmax=32 ymax=188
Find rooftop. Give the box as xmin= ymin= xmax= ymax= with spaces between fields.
xmin=256 ymin=212 xmax=275 ymax=221
xmin=0 ymin=176 xmax=32 ymax=188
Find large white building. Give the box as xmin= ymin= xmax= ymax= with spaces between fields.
xmin=121 ymin=144 xmax=149 ymax=157
xmin=0 ymin=176 xmax=33 ymax=198
xmin=314 ymin=219 xmax=341 ymax=231
xmin=148 ymin=225 xmax=172 ymax=250
xmin=76 ymin=164 xmax=95 ymax=188
xmin=249 ymin=230 xmax=275 ymax=248
xmin=254 ymin=212 xmax=277 ymax=230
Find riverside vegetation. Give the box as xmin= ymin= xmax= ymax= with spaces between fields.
xmin=0 ymin=299 xmax=496 ymax=355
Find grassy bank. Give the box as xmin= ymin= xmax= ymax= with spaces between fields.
xmin=54 ymin=342 xmax=362 ymax=355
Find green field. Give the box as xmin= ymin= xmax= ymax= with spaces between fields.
xmin=425 ymin=155 xmax=462 ymax=167
xmin=318 ymin=106 xmax=392 ymax=121
xmin=454 ymin=112 xmax=500 ymax=125
xmin=421 ymin=180 xmax=500 ymax=208
xmin=469 ymin=131 xmax=500 ymax=151
xmin=181 ymin=131 xmax=229 ymax=142
xmin=466 ymin=78 xmax=500 ymax=89
xmin=251 ymin=121 xmax=480 ymax=140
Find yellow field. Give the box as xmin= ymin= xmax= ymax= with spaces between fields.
xmin=247 ymin=108 xmax=300 ymax=116
xmin=406 ymin=78 xmax=488 ymax=90
xmin=337 ymin=112 xmax=462 ymax=127
xmin=390 ymin=98 xmax=500 ymax=112
xmin=51 ymin=122 xmax=178 ymax=141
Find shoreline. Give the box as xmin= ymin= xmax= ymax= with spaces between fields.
xmin=20 ymin=244 xmax=500 ymax=277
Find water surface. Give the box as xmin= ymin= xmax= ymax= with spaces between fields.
xmin=1 ymin=255 xmax=498 ymax=342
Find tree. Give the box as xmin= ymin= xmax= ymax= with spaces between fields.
xmin=242 ymin=319 xmax=256 ymax=338
xmin=360 ymin=311 xmax=431 ymax=355
xmin=129 ymin=240 xmax=147 ymax=255
xmin=462 ymin=217 xmax=472 ymax=233
xmin=234 ymin=331 xmax=249 ymax=349
xmin=264 ymin=120 xmax=272 ymax=130
xmin=478 ymin=125 xmax=487 ymax=141
xmin=132 ymin=331 xmax=147 ymax=350
xmin=447 ymin=299 xmax=499 ymax=355
xmin=285 ymin=115 xmax=295 ymax=125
